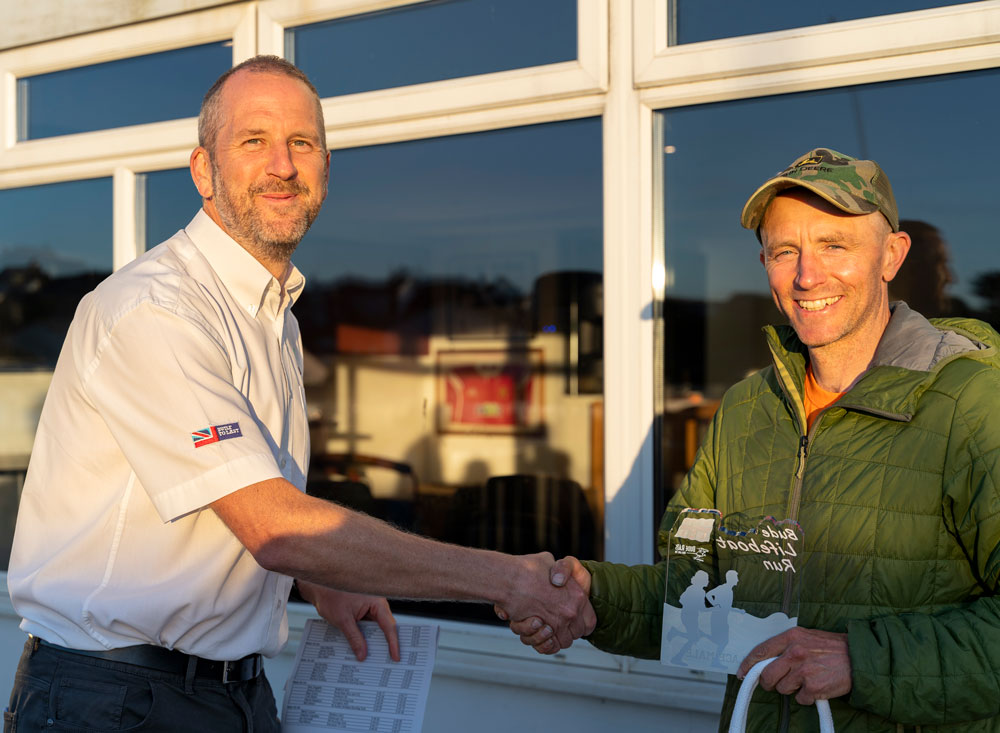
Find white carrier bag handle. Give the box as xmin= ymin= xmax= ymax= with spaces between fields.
xmin=728 ymin=657 xmax=835 ymax=733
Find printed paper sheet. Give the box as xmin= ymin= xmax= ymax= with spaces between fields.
xmin=281 ymin=618 xmax=439 ymax=732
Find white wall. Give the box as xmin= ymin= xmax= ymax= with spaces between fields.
xmin=0 ymin=0 xmax=231 ymax=51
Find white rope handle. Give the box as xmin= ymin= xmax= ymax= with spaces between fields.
xmin=727 ymin=657 xmax=834 ymax=733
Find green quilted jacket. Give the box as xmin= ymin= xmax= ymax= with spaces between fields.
xmin=583 ymin=304 xmax=1000 ymax=732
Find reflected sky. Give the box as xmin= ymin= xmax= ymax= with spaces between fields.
xmin=290 ymin=0 xmax=577 ymax=97
xmin=672 ymin=0 xmax=984 ymax=44
xmin=661 ymin=67 xmax=1000 ymax=312
xmin=298 ymin=118 xmax=602 ymax=290
xmin=142 ymin=169 xmax=203 ymax=249
xmin=0 ymin=178 xmax=112 ymax=275
xmin=19 ymin=42 xmax=231 ymax=140
xmin=138 ymin=119 xmax=603 ymax=294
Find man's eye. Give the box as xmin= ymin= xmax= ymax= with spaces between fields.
xmin=290 ymin=140 xmax=312 ymax=149
xmin=244 ymin=138 xmax=263 ymax=145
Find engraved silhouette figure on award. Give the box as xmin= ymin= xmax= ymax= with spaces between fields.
xmin=662 ymin=510 xmax=802 ymax=673
xmin=665 ymin=570 xmax=710 ymax=664
xmin=706 ymin=569 xmax=742 ymax=668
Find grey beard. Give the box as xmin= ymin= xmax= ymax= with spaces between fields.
xmin=211 ymin=170 xmax=320 ymax=261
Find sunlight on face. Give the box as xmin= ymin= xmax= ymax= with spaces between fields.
xmin=204 ymin=70 xmax=329 ymax=262
xmin=760 ymin=190 xmax=905 ymax=361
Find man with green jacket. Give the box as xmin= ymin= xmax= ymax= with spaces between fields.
xmin=507 ymin=148 xmax=1000 ymax=731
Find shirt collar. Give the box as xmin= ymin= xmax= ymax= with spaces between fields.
xmin=185 ymin=209 xmax=306 ymax=318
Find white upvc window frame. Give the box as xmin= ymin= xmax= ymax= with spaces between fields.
xmin=634 ymin=0 xmax=1000 ymax=88
xmin=0 ymin=4 xmax=255 ymax=182
xmin=257 ymin=0 xmax=608 ymax=147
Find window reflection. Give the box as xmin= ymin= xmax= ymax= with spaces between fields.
xmin=138 ymin=169 xmax=203 ymax=251
xmin=18 ymin=42 xmax=231 ymax=140
xmin=656 ymin=68 xmax=1000 ymax=524
xmin=670 ymin=0 xmax=984 ymax=45
xmin=300 ymin=119 xmax=603 ymax=620
xmin=288 ymin=0 xmax=577 ymax=97
xmin=0 ymin=177 xmax=112 ymax=569
xmin=143 ymin=120 xmax=604 ymax=622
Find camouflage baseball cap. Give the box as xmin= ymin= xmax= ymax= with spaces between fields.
xmin=740 ymin=147 xmax=899 ymax=234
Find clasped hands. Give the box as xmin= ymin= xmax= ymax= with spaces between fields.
xmin=496 ymin=555 xmax=595 ymax=655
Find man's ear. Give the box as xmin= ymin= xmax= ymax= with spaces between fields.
xmin=323 ymin=150 xmax=331 ymax=198
xmin=882 ymin=230 xmax=911 ymax=283
xmin=190 ymin=147 xmax=213 ymax=199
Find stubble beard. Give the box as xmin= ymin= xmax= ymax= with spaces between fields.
xmin=211 ymin=164 xmax=324 ymax=263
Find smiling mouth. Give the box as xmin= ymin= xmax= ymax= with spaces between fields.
xmin=797 ymin=296 xmax=841 ymax=311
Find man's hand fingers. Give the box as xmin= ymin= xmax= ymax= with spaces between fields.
xmin=533 ymin=636 xmax=560 ymax=655
xmin=737 ymin=627 xmax=852 ymax=702
xmin=502 ymin=552 xmax=592 ymax=652
xmin=301 ymin=583 xmax=400 ymax=664
xmin=368 ymin=600 xmax=400 ymax=662
xmin=509 ymin=616 xmax=543 ymax=636
xmin=494 ymin=605 xmax=509 ymax=621
xmin=338 ymin=617 xmax=370 ymax=662
xmin=549 ymin=557 xmax=591 ymax=597
xmin=549 ymin=557 xmax=573 ymax=586
xmin=737 ymin=632 xmax=789 ymax=679
xmin=519 ymin=624 xmax=553 ymax=648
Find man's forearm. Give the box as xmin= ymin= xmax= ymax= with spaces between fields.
xmin=212 ymin=477 xmax=595 ymax=641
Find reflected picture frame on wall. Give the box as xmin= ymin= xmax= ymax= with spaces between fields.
xmin=435 ymin=349 xmax=545 ymax=435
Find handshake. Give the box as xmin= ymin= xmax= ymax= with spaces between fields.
xmin=494 ymin=554 xmax=595 ymax=654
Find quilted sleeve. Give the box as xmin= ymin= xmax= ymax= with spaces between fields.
xmin=848 ymin=364 xmax=1000 ymax=725
xmin=581 ymin=401 xmax=722 ymax=658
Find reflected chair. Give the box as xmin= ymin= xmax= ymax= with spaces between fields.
xmin=445 ymin=474 xmax=596 ymax=560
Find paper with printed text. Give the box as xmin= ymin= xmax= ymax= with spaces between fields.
xmin=281 ymin=619 xmax=439 ymax=732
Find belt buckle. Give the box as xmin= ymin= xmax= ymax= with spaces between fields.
xmin=221 ymin=655 xmax=261 ymax=684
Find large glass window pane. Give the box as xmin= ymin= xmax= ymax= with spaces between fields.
xmin=138 ymin=169 xmax=203 ymax=251
xmin=655 ymin=68 xmax=1000 ymax=527
xmin=18 ymin=42 xmax=231 ymax=140
xmin=671 ymin=0 xmax=984 ymax=45
xmin=288 ymin=0 xmax=577 ymax=97
xmin=0 ymin=178 xmax=112 ymax=569
xmin=303 ymin=119 xmax=601 ymax=621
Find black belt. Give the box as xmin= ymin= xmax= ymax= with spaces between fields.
xmin=35 ymin=637 xmax=263 ymax=684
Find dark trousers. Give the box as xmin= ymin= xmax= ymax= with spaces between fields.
xmin=4 ymin=638 xmax=281 ymax=732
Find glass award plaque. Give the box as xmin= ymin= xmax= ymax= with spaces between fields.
xmin=660 ymin=508 xmax=803 ymax=673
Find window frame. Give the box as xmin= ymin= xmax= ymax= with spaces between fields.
xmin=634 ymin=0 xmax=1000 ymax=89
xmin=257 ymin=0 xmax=608 ymax=147
xmin=0 ymin=5 xmax=255 ymax=177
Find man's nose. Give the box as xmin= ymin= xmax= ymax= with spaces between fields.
xmin=794 ymin=248 xmax=825 ymax=289
xmin=266 ymin=144 xmax=297 ymax=179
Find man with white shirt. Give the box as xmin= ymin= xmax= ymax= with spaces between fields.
xmin=4 ymin=55 xmax=593 ymax=731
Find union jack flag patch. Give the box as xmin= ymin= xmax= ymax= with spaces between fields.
xmin=191 ymin=422 xmax=243 ymax=448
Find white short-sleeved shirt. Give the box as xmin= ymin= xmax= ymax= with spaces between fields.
xmin=8 ymin=210 xmax=310 ymax=660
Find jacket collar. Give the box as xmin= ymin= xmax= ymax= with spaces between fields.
xmin=765 ymin=302 xmax=991 ymax=423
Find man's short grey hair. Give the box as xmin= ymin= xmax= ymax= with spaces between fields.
xmin=198 ymin=55 xmax=326 ymax=156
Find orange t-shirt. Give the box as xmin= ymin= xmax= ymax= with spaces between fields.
xmin=803 ymin=364 xmax=844 ymax=431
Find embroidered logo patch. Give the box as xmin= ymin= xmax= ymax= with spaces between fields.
xmin=191 ymin=422 xmax=243 ymax=448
